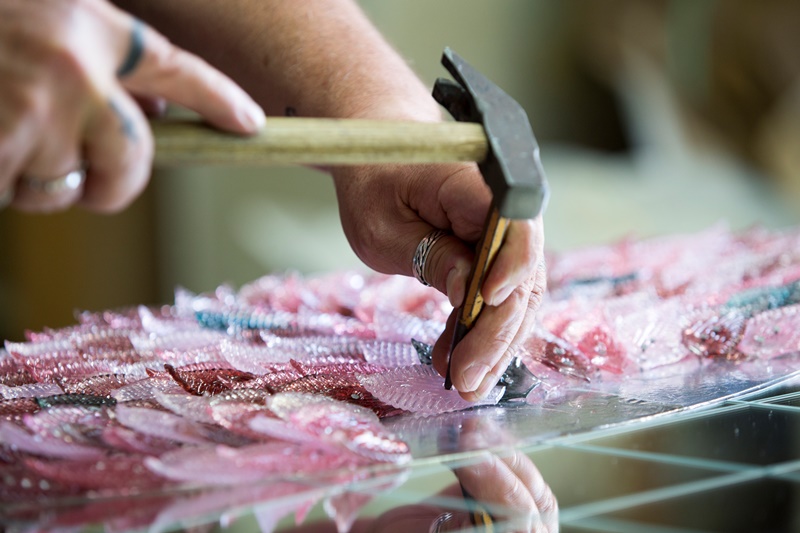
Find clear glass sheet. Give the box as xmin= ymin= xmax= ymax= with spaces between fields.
xmin=4 ymin=356 xmax=800 ymax=532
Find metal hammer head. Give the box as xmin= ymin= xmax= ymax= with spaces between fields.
xmin=433 ymin=48 xmax=549 ymax=219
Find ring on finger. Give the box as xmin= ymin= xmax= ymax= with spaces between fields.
xmin=429 ymin=512 xmax=455 ymax=533
xmin=20 ymin=168 xmax=86 ymax=195
xmin=413 ymin=229 xmax=448 ymax=287
xmin=117 ymin=18 xmax=146 ymax=77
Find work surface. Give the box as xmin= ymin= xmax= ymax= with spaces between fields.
xmin=3 ymin=222 xmax=800 ymax=532
xmin=2 ymin=363 xmax=799 ymax=532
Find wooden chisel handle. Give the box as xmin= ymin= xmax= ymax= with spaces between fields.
xmin=152 ymin=117 xmax=488 ymax=166
xmin=445 ymin=203 xmax=509 ymax=390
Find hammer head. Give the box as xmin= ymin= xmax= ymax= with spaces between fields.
xmin=433 ymin=48 xmax=549 ymax=219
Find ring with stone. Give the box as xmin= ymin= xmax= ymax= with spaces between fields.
xmin=412 ymin=229 xmax=448 ymax=287
xmin=20 ymin=168 xmax=86 ymax=195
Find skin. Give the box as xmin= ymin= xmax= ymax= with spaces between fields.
xmin=0 ymin=0 xmax=264 ymax=213
xmin=297 ymin=417 xmax=559 ymax=532
xmin=2 ymin=0 xmax=546 ymax=401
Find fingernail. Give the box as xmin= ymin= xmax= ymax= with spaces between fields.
xmin=446 ymin=261 xmax=470 ymax=308
xmin=242 ymin=100 xmax=266 ymax=131
xmin=475 ymin=372 xmax=500 ymax=399
xmin=487 ymin=282 xmax=514 ymax=306
xmin=462 ymin=364 xmax=491 ymax=392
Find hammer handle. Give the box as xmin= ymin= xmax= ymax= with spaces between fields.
xmin=152 ymin=118 xmax=488 ymax=166
xmin=445 ymin=204 xmax=509 ymax=390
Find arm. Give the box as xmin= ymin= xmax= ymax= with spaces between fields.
xmin=116 ymin=0 xmax=547 ymax=399
xmin=113 ymin=0 xmax=440 ymax=121
xmin=0 ymin=0 xmax=263 ymax=213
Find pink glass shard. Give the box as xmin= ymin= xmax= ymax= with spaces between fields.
xmin=58 ymin=373 xmax=132 ymax=396
xmin=360 ymin=340 xmax=419 ymax=367
xmin=267 ymin=393 xmax=410 ymax=463
xmin=101 ymin=425 xmax=179 ymax=456
xmin=0 ymin=350 xmax=35 ymax=386
xmin=372 ymin=309 xmax=444 ymax=344
xmin=153 ymin=390 xmax=216 ymax=424
xmin=0 ymin=397 xmax=41 ymax=423
xmin=0 ymin=382 xmax=63 ymax=400
xmin=681 ymin=309 xmax=747 ymax=360
xmin=0 ymin=462 xmax=81 ymax=502
xmin=114 ymin=404 xmax=211 ymax=445
xmin=606 ymin=297 xmax=690 ymax=370
xmin=524 ymin=328 xmax=595 ymax=381
xmin=112 ymin=375 xmax=184 ymax=402
xmin=358 ymin=366 xmax=504 ymax=416
xmin=24 ymin=455 xmax=167 ymax=492
xmin=0 ymin=421 xmax=106 ymax=460
xmin=738 ymin=304 xmax=800 ymax=359
xmin=164 ymin=364 xmax=256 ymax=396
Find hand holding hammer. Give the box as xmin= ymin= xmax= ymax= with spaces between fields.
xmin=154 ymin=49 xmax=548 ymax=401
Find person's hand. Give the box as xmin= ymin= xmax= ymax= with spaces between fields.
xmin=446 ymin=417 xmax=559 ymax=533
xmin=332 ymin=161 xmax=546 ymax=400
xmin=356 ymin=416 xmax=558 ymax=533
xmin=0 ymin=0 xmax=264 ymax=213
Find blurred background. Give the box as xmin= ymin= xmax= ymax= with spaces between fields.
xmin=2 ymin=0 xmax=799 ymax=341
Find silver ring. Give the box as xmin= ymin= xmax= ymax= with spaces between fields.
xmin=412 ymin=229 xmax=448 ymax=287
xmin=429 ymin=512 xmax=455 ymax=533
xmin=21 ymin=169 xmax=86 ymax=195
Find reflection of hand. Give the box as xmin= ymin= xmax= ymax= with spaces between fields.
xmin=442 ymin=416 xmax=558 ymax=533
xmin=333 ymin=161 xmax=546 ymax=401
xmin=0 ymin=0 xmax=264 ymax=213
xmin=359 ymin=447 xmax=557 ymax=533
xmin=446 ymin=449 xmax=559 ymax=533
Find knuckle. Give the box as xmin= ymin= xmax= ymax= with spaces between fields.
xmin=426 ymin=239 xmax=452 ymax=289
xmin=502 ymin=476 xmax=533 ymax=510
xmin=537 ymin=490 xmax=559 ymax=516
xmin=147 ymin=34 xmax=188 ymax=79
xmin=528 ymin=283 xmax=546 ymax=313
xmin=348 ymin=213 xmax=392 ymax=272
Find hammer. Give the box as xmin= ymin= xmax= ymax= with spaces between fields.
xmin=153 ymin=48 xmax=548 ymax=389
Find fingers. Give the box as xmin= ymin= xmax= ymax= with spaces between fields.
xmin=131 ymin=94 xmax=167 ymax=118
xmin=404 ymin=164 xmax=497 ymax=307
xmin=116 ymin=18 xmax=265 ymax=134
xmin=80 ymin=87 xmax=152 ymax=212
xmin=454 ymin=453 xmax=537 ymax=514
xmin=431 ymin=215 xmax=545 ymax=400
xmin=414 ymin=229 xmax=473 ymax=308
xmin=0 ymin=0 xmax=264 ymax=215
xmin=452 ymin=451 xmax=558 ymax=532
xmin=501 ymin=453 xmax=559 ymax=532
xmin=11 ymin=100 xmax=85 ymax=213
xmin=452 ymin=286 xmax=530 ymax=399
xmin=483 ymin=216 xmax=544 ymax=306
xmin=446 ymin=418 xmax=558 ymax=532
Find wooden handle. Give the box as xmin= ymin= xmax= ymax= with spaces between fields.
xmin=445 ymin=204 xmax=510 ymax=389
xmin=152 ymin=117 xmax=488 ymax=166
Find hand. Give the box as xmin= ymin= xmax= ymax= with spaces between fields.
xmin=359 ymin=416 xmax=558 ymax=533
xmin=332 ymin=160 xmax=546 ymax=400
xmin=0 ymin=0 xmax=264 ymax=213
xmin=446 ymin=417 xmax=559 ymax=533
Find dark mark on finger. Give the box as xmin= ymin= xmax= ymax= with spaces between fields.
xmin=117 ymin=18 xmax=145 ymax=78
xmin=109 ymin=99 xmax=138 ymax=142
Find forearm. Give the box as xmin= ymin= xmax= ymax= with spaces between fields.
xmin=113 ymin=0 xmax=441 ymax=122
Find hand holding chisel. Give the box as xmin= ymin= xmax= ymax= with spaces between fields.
xmin=153 ymin=49 xmax=548 ymax=400
xmin=431 ymin=49 xmax=548 ymax=394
